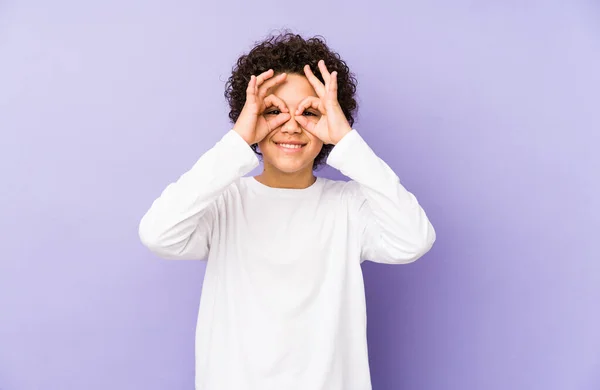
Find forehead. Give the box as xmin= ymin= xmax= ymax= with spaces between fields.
xmin=270 ymin=73 xmax=317 ymax=105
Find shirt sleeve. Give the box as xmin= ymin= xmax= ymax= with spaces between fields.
xmin=138 ymin=130 xmax=259 ymax=260
xmin=326 ymin=129 xmax=436 ymax=264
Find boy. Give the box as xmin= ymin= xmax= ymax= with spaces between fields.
xmin=139 ymin=32 xmax=436 ymax=390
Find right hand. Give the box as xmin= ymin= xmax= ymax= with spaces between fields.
xmin=233 ymin=69 xmax=291 ymax=145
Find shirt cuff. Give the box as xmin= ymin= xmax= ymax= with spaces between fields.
xmin=221 ymin=129 xmax=260 ymax=167
xmin=326 ymin=129 xmax=362 ymax=169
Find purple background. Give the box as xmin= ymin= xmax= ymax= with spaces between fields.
xmin=1 ymin=1 xmax=599 ymax=389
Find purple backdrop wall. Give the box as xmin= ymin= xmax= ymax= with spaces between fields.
xmin=1 ymin=1 xmax=599 ymax=389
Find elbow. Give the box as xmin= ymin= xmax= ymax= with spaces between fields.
xmin=413 ymin=222 xmax=436 ymax=261
xmin=138 ymin=216 xmax=171 ymax=258
xmin=139 ymin=221 xmax=155 ymax=249
xmin=391 ymin=223 xmax=436 ymax=264
xmin=412 ymin=221 xmax=436 ymax=258
xmin=421 ymin=222 xmax=436 ymax=254
xmin=139 ymin=218 xmax=159 ymax=251
xmin=418 ymin=226 xmax=436 ymax=258
xmin=138 ymin=215 xmax=205 ymax=260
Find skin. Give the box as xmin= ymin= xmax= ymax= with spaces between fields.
xmin=233 ymin=60 xmax=353 ymax=189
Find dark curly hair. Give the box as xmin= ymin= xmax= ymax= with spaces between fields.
xmin=224 ymin=31 xmax=358 ymax=171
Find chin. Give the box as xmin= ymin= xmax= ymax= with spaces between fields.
xmin=267 ymin=160 xmax=313 ymax=174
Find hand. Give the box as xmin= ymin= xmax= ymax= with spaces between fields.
xmin=233 ymin=69 xmax=291 ymax=145
xmin=294 ymin=60 xmax=353 ymax=145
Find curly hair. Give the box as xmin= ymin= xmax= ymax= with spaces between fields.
xmin=224 ymin=31 xmax=358 ymax=171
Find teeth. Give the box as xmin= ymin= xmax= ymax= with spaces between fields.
xmin=278 ymin=143 xmax=303 ymax=149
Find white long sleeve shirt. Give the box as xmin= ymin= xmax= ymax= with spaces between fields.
xmin=139 ymin=129 xmax=436 ymax=390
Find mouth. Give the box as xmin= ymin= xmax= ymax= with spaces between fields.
xmin=273 ymin=141 xmax=307 ymax=153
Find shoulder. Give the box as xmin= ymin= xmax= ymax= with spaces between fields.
xmin=321 ymin=176 xmax=360 ymax=191
xmin=318 ymin=176 xmax=363 ymax=204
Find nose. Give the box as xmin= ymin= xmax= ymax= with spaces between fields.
xmin=280 ymin=115 xmax=302 ymax=134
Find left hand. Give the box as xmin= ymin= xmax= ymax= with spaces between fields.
xmin=294 ymin=60 xmax=353 ymax=145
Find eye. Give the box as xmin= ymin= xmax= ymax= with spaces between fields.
xmin=265 ymin=109 xmax=281 ymax=115
xmin=303 ymin=110 xmax=318 ymax=116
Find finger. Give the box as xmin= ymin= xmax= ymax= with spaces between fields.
xmin=295 ymin=96 xmax=321 ymax=115
xmin=263 ymin=94 xmax=289 ymax=113
xmin=267 ymin=112 xmax=291 ymax=130
xmin=295 ymin=115 xmax=316 ymax=133
xmin=327 ymin=71 xmax=338 ymax=101
xmin=258 ymin=73 xmax=287 ymax=98
xmin=303 ymin=65 xmax=325 ymax=96
xmin=318 ymin=60 xmax=331 ymax=85
xmin=246 ymin=75 xmax=257 ymax=100
xmin=246 ymin=75 xmax=256 ymax=93
xmin=255 ymin=69 xmax=274 ymax=87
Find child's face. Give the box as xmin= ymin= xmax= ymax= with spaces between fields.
xmin=257 ymin=73 xmax=324 ymax=174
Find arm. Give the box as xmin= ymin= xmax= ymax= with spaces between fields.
xmin=138 ymin=130 xmax=259 ymax=260
xmin=326 ymin=130 xmax=436 ymax=264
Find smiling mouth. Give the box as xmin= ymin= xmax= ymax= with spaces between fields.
xmin=273 ymin=141 xmax=307 ymax=151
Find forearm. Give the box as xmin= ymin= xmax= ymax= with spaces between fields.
xmin=327 ymin=130 xmax=435 ymax=263
xmin=139 ymin=130 xmax=259 ymax=258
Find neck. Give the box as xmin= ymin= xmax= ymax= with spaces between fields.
xmin=254 ymin=168 xmax=316 ymax=189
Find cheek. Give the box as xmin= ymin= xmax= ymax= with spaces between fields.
xmin=258 ymin=137 xmax=276 ymax=150
xmin=257 ymin=139 xmax=268 ymax=150
xmin=254 ymin=139 xmax=270 ymax=158
xmin=306 ymin=141 xmax=324 ymax=157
